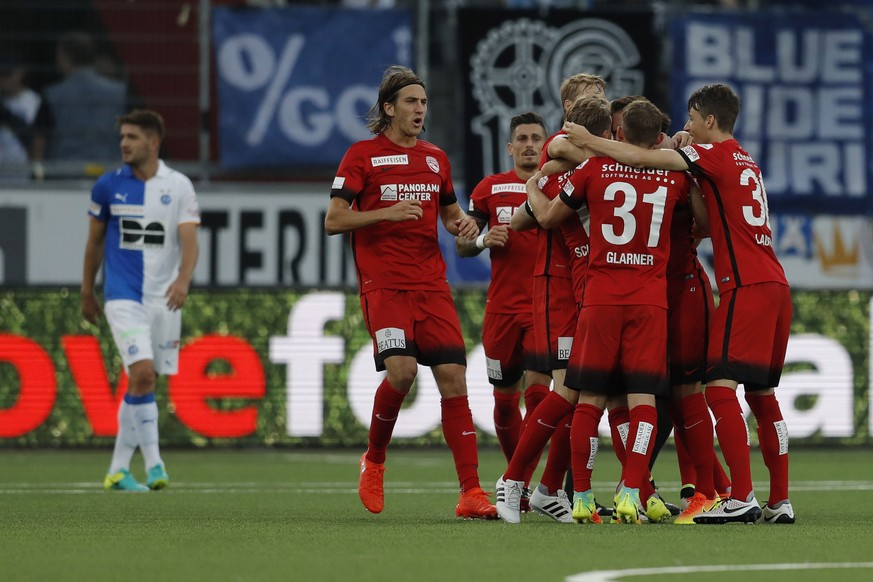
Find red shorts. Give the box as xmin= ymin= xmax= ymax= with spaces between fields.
xmin=667 ymin=266 xmax=714 ymax=385
xmin=482 ymin=310 xmax=539 ymax=387
xmin=361 ymin=289 xmax=467 ymax=372
xmin=707 ymin=282 xmax=791 ymax=389
xmin=566 ymin=304 xmax=669 ymax=397
xmin=532 ymin=275 xmax=577 ymax=372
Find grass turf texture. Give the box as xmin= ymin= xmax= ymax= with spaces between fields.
xmin=1 ymin=447 xmax=871 ymax=581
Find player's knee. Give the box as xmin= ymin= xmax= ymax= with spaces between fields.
xmin=437 ymin=375 xmax=467 ymax=398
xmin=387 ymin=366 xmax=417 ymax=393
xmin=127 ymin=361 xmax=157 ymax=395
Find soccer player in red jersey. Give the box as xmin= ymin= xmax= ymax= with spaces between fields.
xmin=610 ymin=96 xmax=730 ymax=523
xmin=664 ymin=181 xmax=731 ymax=523
xmin=325 ymin=66 xmax=496 ymax=519
xmin=531 ymin=99 xmax=694 ymax=524
xmin=457 ymin=112 xmax=552 ymax=475
xmin=563 ymin=83 xmax=794 ymax=525
xmin=495 ymin=75 xmax=607 ymax=524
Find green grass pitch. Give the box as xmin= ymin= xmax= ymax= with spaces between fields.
xmin=1 ymin=447 xmax=871 ymax=581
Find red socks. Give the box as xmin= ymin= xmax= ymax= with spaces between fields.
xmin=441 ymin=395 xmax=481 ymax=492
xmin=621 ymin=404 xmax=658 ymax=492
xmin=570 ymin=403 xmax=603 ymax=492
xmin=705 ymin=385 xmax=753 ymax=502
xmin=504 ymin=391 xmax=573 ymax=481
xmin=493 ymin=390 xmax=522 ymax=462
xmin=523 ymin=383 xmax=550 ymax=426
xmin=366 ymin=378 xmax=405 ymax=464
xmin=539 ymin=411 xmax=572 ymax=493
xmin=607 ymin=406 xmax=629 ymax=466
xmin=745 ymin=392 xmax=790 ymax=505
xmin=680 ymin=392 xmax=716 ymax=497
xmin=668 ymin=399 xmax=697 ymax=490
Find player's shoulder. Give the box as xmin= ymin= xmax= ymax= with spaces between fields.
xmin=415 ymin=139 xmax=450 ymax=161
xmin=414 ymin=138 xmax=445 ymax=153
xmin=156 ymin=161 xmax=196 ymax=190
xmin=340 ymin=136 xmax=390 ymax=168
xmin=93 ymin=165 xmax=131 ymax=189
xmin=346 ymin=136 xmax=380 ymax=154
xmin=679 ymin=141 xmax=722 ymax=163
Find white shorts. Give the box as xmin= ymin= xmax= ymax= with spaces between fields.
xmin=104 ymin=298 xmax=182 ymax=375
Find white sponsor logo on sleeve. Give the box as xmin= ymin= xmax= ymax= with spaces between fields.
xmin=681 ymin=145 xmax=700 ymax=162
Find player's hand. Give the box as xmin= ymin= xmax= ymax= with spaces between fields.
xmin=485 ymin=225 xmax=510 ymax=248
xmin=562 ymin=121 xmax=592 ymax=147
xmin=385 ymin=200 xmax=423 ymax=222
xmin=165 ymin=279 xmax=190 ymax=311
xmin=672 ymin=131 xmax=692 ymax=148
xmin=81 ymin=292 xmax=103 ymax=325
xmin=455 ymin=215 xmax=480 ymax=241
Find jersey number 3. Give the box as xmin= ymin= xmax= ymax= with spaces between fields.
xmin=741 ymin=168 xmax=771 ymax=229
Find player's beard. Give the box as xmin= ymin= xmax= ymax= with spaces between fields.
xmin=123 ymin=147 xmax=148 ymax=169
xmin=519 ymin=159 xmax=538 ymax=173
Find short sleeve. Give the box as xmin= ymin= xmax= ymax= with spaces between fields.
xmin=438 ymin=152 xmax=457 ymax=206
xmin=331 ymin=145 xmax=366 ymax=203
xmin=88 ymin=174 xmax=111 ymax=221
xmin=467 ymin=177 xmax=491 ymax=221
xmin=678 ymin=144 xmax=719 ymax=180
xmin=559 ymin=168 xmax=587 ymax=210
xmin=177 ymin=175 xmax=201 ymax=225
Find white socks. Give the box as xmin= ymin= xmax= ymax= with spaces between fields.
xmin=108 ymin=394 xmax=164 ymax=474
xmin=132 ymin=400 xmax=163 ymax=470
xmin=108 ymin=401 xmax=138 ymax=474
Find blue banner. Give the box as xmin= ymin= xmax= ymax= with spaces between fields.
xmin=670 ymin=11 xmax=873 ymax=215
xmin=212 ymin=7 xmax=412 ymax=169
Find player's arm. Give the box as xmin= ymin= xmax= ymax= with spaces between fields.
xmin=510 ymin=201 xmax=538 ymax=232
xmin=440 ymin=202 xmax=479 ymax=241
xmin=547 ymin=136 xmax=589 ymax=165
xmin=81 ymin=216 xmax=107 ymax=324
xmin=166 ymin=222 xmax=199 ymax=311
xmin=455 ymin=216 xmax=495 ymax=257
xmin=563 ymin=121 xmax=689 ymax=171
xmin=324 ymin=195 xmax=423 ymax=235
xmin=526 ymin=174 xmax=574 ymax=229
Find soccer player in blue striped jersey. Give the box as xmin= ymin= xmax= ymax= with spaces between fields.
xmin=81 ymin=109 xmax=200 ymax=492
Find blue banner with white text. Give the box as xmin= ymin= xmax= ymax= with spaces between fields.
xmin=212 ymin=7 xmax=413 ymax=169
xmin=670 ymin=11 xmax=873 ymax=215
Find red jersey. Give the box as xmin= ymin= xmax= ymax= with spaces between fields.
xmin=468 ymin=169 xmax=537 ymax=314
xmin=561 ymin=156 xmax=691 ymax=308
xmin=537 ymin=170 xmax=590 ymax=303
xmin=666 ymin=200 xmax=700 ymax=287
xmin=330 ymin=134 xmax=457 ymax=293
xmin=677 ymin=140 xmax=787 ymax=293
xmin=532 ymin=132 xmax=573 ymax=280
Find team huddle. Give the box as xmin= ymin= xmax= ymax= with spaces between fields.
xmin=330 ymin=65 xmax=793 ymax=526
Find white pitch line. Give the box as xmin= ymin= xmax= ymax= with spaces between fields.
xmin=3 ymin=480 xmax=873 ymax=495
xmin=566 ymin=562 xmax=873 ymax=582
